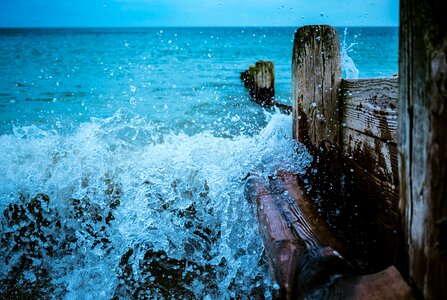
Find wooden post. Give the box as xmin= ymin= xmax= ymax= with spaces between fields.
xmin=254 ymin=61 xmax=275 ymax=106
xmin=292 ymin=25 xmax=342 ymax=227
xmin=399 ymin=0 xmax=447 ymax=299
xmin=292 ymin=25 xmax=342 ymax=155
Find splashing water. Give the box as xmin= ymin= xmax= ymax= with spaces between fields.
xmin=341 ymin=27 xmax=360 ymax=79
xmin=0 ymin=110 xmax=311 ymax=299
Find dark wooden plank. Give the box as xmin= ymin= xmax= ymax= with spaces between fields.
xmin=341 ymin=127 xmax=400 ymax=266
xmin=399 ymin=0 xmax=447 ymax=298
xmin=342 ymin=128 xmax=398 ymax=187
xmin=341 ymin=78 xmax=398 ymax=143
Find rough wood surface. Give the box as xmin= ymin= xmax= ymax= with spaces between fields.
xmin=324 ymin=266 xmax=415 ymax=300
xmin=245 ymin=176 xmax=301 ymax=300
xmin=292 ymin=25 xmax=341 ymax=154
xmin=341 ymin=78 xmax=398 ymax=143
xmin=245 ymin=171 xmax=415 ymax=299
xmin=254 ymin=61 xmax=275 ymax=106
xmin=399 ymin=0 xmax=447 ymax=298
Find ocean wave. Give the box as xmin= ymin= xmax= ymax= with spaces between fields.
xmin=0 ymin=110 xmax=311 ymax=299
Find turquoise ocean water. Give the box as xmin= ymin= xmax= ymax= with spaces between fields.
xmin=0 ymin=27 xmax=397 ymax=298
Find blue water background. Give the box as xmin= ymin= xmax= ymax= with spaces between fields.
xmin=0 ymin=27 xmax=398 ymax=299
xmin=0 ymin=27 xmax=398 ymax=135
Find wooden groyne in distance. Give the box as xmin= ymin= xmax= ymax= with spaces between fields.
xmin=241 ymin=61 xmax=274 ymax=106
xmin=241 ymin=61 xmax=291 ymax=112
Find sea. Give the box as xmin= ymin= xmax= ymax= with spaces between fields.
xmin=0 ymin=27 xmax=398 ymax=299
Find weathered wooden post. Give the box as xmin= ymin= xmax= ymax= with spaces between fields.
xmin=292 ymin=25 xmax=342 ymax=155
xmin=399 ymin=0 xmax=447 ymax=298
xmin=292 ymin=25 xmax=342 ymax=226
xmin=254 ymin=61 xmax=275 ymax=106
xmin=240 ymin=61 xmax=275 ymax=106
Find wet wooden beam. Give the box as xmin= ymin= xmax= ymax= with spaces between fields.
xmin=399 ymin=0 xmax=447 ymax=298
xmin=341 ymin=127 xmax=400 ymax=266
xmin=245 ymin=176 xmax=301 ymax=299
xmin=291 ymin=25 xmax=343 ymax=225
xmin=245 ymin=171 xmax=415 ymax=299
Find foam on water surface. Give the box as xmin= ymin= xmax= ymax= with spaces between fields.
xmin=0 ymin=110 xmax=311 ymax=299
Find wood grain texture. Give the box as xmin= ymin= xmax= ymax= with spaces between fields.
xmin=292 ymin=25 xmax=342 ymax=154
xmin=245 ymin=176 xmax=301 ymax=299
xmin=399 ymin=0 xmax=447 ymax=298
xmin=269 ymin=171 xmax=346 ymax=254
xmin=341 ymin=78 xmax=398 ymax=143
xmin=244 ymin=171 xmax=415 ymax=299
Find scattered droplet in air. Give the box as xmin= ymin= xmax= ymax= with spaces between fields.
xmin=129 ymin=97 xmax=136 ymax=105
xmin=311 ymin=102 xmax=317 ymax=107
xmin=130 ymin=85 xmax=136 ymax=92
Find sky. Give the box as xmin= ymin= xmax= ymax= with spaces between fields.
xmin=0 ymin=0 xmax=399 ymax=27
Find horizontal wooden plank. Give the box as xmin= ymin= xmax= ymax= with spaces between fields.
xmin=341 ymin=78 xmax=398 ymax=143
xmin=342 ymin=128 xmax=398 ymax=186
xmin=341 ymin=127 xmax=400 ymax=265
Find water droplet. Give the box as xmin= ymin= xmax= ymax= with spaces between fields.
xmin=130 ymin=85 xmax=137 ymax=92
xmin=129 ymin=97 xmax=136 ymax=105
xmin=311 ymin=102 xmax=317 ymax=107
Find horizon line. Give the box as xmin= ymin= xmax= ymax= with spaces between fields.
xmin=0 ymin=25 xmax=399 ymax=29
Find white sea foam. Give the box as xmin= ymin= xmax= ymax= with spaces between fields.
xmin=341 ymin=27 xmax=360 ymax=79
xmin=0 ymin=110 xmax=311 ymax=299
